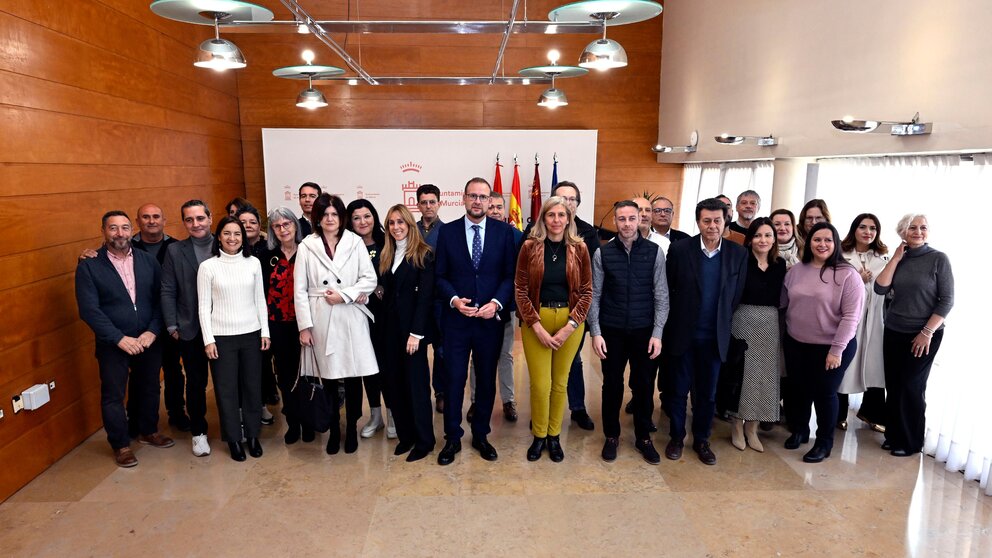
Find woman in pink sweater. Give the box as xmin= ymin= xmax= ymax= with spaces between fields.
xmin=781 ymin=222 xmax=864 ymax=463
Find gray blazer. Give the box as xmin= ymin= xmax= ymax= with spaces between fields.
xmin=161 ymin=238 xmax=206 ymax=341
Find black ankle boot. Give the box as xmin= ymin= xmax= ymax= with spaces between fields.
xmin=228 ymin=441 xmax=246 ymax=462
xmin=527 ymin=437 xmax=546 ymax=461
xmin=547 ymin=435 xmax=564 ymax=462
xmin=247 ymin=437 xmax=263 ymax=458
xmin=345 ymin=423 xmax=358 ymax=454
xmin=301 ymin=427 xmax=315 ymax=443
xmin=326 ymin=427 xmax=341 ymax=455
xmin=284 ymin=422 xmax=301 ymax=445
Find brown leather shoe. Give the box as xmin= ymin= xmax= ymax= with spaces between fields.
xmin=138 ymin=433 xmax=176 ymax=448
xmin=114 ymin=447 xmax=138 ymax=468
xmin=503 ymin=402 xmax=518 ymax=422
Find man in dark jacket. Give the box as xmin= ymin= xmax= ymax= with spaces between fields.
xmin=662 ymin=198 xmax=748 ymax=466
xmin=76 ymin=211 xmax=175 ymax=468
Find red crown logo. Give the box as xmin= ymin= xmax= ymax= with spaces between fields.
xmin=400 ymin=161 xmax=422 ymax=173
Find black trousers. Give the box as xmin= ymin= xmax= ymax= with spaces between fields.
xmin=381 ymin=342 xmax=436 ymax=452
xmin=179 ymin=334 xmax=211 ymax=436
xmin=96 ymin=340 xmax=162 ymax=450
xmin=838 ymin=388 xmax=886 ymax=426
xmin=600 ymin=326 xmax=656 ymax=440
xmin=269 ymin=321 xmax=301 ymax=428
xmin=884 ymin=328 xmax=943 ymax=453
xmin=566 ymin=330 xmax=587 ymax=411
xmin=260 ymin=346 xmax=277 ymax=404
xmin=322 ymin=377 xmax=363 ymax=433
xmin=783 ymin=334 xmax=857 ymax=451
xmin=442 ymin=316 xmax=504 ymax=441
xmin=210 ymin=331 xmax=263 ymax=443
xmin=664 ymin=337 xmax=722 ymax=442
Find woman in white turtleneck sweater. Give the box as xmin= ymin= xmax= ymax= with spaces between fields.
xmin=375 ymin=205 xmax=437 ymax=462
xmin=197 ymin=216 xmax=270 ymax=462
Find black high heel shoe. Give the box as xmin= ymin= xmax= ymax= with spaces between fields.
xmin=247 ymin=437 xmax=263 ymax=458
xmin=229 ymin=441 xmax=246 ymax=462
xmin=527 ymin=437 xmax=546 ymax=461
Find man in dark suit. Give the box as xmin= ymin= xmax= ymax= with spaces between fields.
xmin=76 ymin=211 xmax=175 ymax=468
xmin=161 ymin=200 xmax=215 ymax=457
xmin=297 ymin=182 xmax=321 ymax=237
xmin=434 ymin=177 xmax=517 ymax=465
xmin=651 ymin=196 xmax=690 ymax=241
xmin=132 ymin=203 xmax=188 ymax=432
xmin=662 ymin=197 xmax=748 ymax=466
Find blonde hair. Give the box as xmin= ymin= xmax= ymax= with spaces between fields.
xmin=527 ymin=196 xmax=582 ymax=244
xmin=380 ymin=205 xmax=432 ymax=274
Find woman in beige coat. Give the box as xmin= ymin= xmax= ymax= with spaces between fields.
xmin=295 ymin=194 xmax=379 ymax=455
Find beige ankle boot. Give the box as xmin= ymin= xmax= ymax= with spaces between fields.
xmin=744 ymin=420 xmax=764 ymax=452
xmin=731 ymin=419 xmax=746 ymax=451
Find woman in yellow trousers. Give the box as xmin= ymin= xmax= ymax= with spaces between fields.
xmin=515 ymin=196 xmax=593 ymax=462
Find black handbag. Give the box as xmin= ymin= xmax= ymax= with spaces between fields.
xmin=292 ymin=346 xmax=332 ymax=433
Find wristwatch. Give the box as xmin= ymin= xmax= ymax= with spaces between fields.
xmin=568 ymin=319 xmax=580 ymax=329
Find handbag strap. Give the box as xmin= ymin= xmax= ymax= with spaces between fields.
xmin=291 ymin=345 xmax=323 ymax=392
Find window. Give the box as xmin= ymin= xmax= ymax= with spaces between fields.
xmin=678 ymin=161 xmax=774 ymax=233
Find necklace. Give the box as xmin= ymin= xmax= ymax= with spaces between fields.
xmin=548 ymin=240 xmax=564 ymax=262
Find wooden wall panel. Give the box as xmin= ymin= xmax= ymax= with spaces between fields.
xmin=0 ymin=1 xmax=244 ymax=502
xmin=234 ymin=0 xmax=679 ymax=226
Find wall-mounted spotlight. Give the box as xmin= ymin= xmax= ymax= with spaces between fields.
xmin=831 ymin=112 xmax=932 ymax=136
xmin=715 ymin=133 xmax=778 ymax=146
xmin=653 ymin=130 xmax=699 ymax=153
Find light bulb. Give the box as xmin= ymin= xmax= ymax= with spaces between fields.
xmin=547 ymin=49 xmax=560 ymax=64
xmin=302 ymin=50 xmax=315 ymax=64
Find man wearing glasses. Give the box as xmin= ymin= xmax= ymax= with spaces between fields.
xmin=434 ymin=177 xmax=517 ymax=465
xmin=651 ymin=197 xmax=690 ymax=242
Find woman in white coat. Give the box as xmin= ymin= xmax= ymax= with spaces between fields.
xmin=295 ymin=193 xmax=379 ymax=455
xmin=838 ymin=213 xmax=888 ymax=432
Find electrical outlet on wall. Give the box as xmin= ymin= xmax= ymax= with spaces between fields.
xmin=12 ymin=395 xmax=24 ymax=414
xmin=0 ymin=408 xmax=5 ymax=420
xmin=49 ymin=380 xmax=56 ymax=390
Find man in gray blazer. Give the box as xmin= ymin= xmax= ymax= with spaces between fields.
xmin=161 ymin=200 xmax=215 ymax=457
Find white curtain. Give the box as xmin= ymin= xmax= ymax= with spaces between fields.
xmin=679 ymin=162 xmax=774 ymax=234
xmin=816 ymin=155 xmax=992 ymax=495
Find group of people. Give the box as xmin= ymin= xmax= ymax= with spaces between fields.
xmin=75 ymin=180 xmax=953 ymax=469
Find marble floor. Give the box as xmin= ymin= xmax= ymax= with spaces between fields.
xmin=3 ymin=341 xmax=991 ymax=557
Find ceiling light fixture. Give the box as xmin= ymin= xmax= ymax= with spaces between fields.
xmin=194 ymin=12 xmax=247 ymax=71
xmin=272 ymin=50 xmax=345 ymax=109
xmin=714 ymin=133 xmax=779 ymax=146
xmin=830 ymin=112 xmax=932 ymax=136
xmin=520 ymin=49 xmax=589 ymax=109
xmin=653 ymin=131 xmax=699 ymax=153
xmin=549 ymin=1 xmax=662 ymax=71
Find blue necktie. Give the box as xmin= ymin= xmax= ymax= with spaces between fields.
xmin=471 ymin=224 xmax=482 ymax=270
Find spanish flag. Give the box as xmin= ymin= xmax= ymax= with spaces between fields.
xmin=509 ymin=160 xmax=523 ymax=230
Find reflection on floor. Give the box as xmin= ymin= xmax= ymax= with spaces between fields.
xmin=2 ymin=340 xmax=990 ymax=557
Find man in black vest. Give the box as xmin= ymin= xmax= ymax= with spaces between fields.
xmin=587 ymin=200 xmax=669 ymax=464
xmin=662 ymin=198 xmax=747 ymax=466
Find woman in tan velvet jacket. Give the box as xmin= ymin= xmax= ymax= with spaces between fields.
xmin=515 ymin=196 xmax=593 ymax=463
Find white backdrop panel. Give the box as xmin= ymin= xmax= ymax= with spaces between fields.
xmin=262 ymin=128 xmax=598 ymax=225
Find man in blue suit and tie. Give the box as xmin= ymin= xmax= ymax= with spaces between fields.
xmin=434 ymin=177 xmax=517 ymax=465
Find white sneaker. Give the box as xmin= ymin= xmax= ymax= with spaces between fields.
xmin=386 ymin=409 xmax=397 ymax=439
xmin=192 ymin=434 xmax=211 ymax=457
xmin=361 ymin=407 xmax=384 ymax=438
xmin=261 ymin=406 xmax=275 ymax=425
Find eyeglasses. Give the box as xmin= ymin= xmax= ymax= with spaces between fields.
xmin=652 ymin=208 xmax=674 ymax=215
xmin=465 ymin=194 xmax=490 ymax=202
xmin=559 ymin=196 xmax=578 ymax=204
xmin=272 ymin=222 xmax=295 ymax=231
